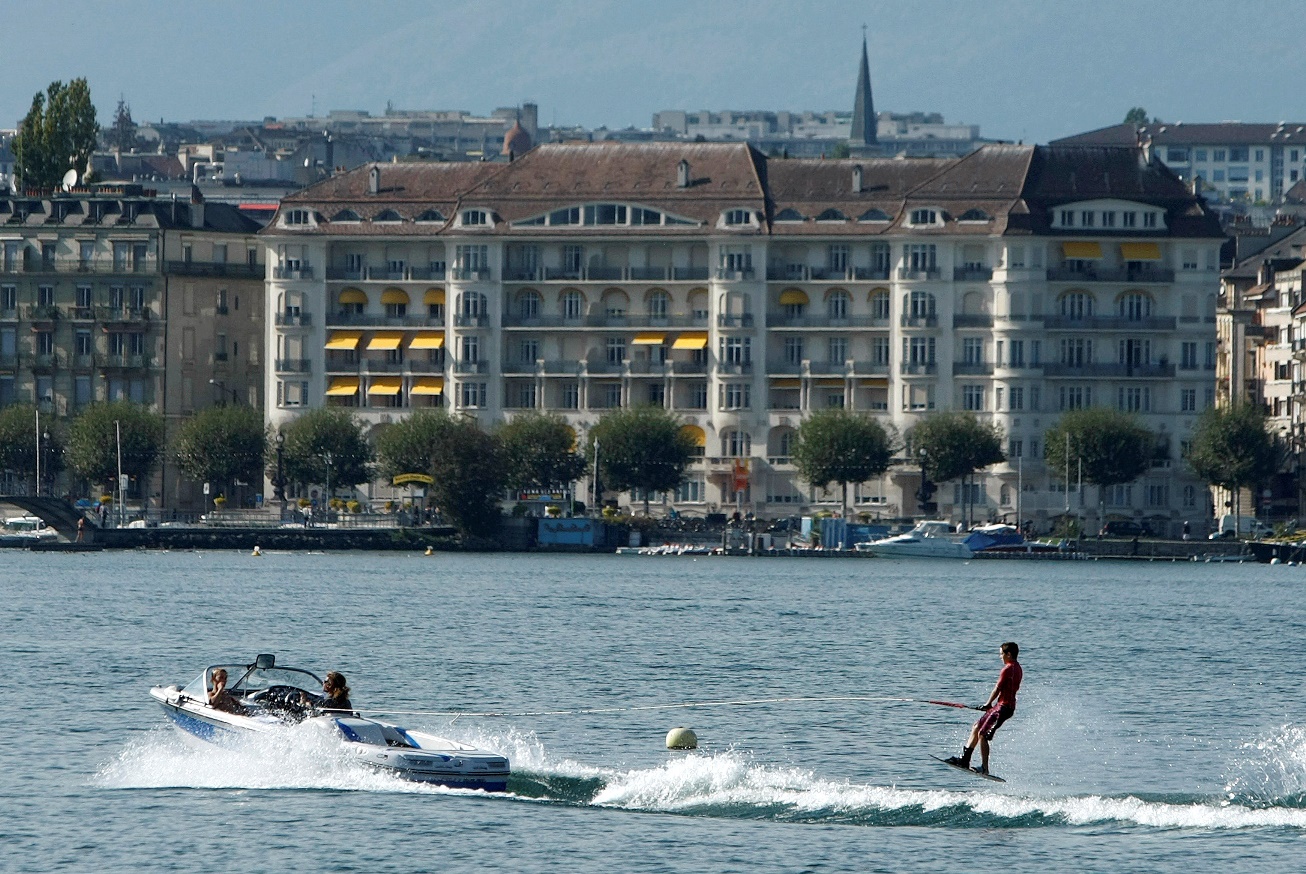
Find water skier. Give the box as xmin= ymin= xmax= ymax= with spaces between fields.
xmin=945 ymin=641 xmax=1021 ymax=776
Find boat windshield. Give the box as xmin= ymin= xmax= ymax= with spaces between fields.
xmin=180 ymin=663 xmax=323 ymax=698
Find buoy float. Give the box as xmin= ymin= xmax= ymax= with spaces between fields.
xmin=424 ymin=546 xmax=434 ymax=556
xmin=252 ymin=545 xmax=262 ymax=557
xmin=666 ymin=727 xmax=698 ymax=750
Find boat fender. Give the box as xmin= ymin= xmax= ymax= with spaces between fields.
xmin=252 ymin=545 xmax=262 ymax=557
xmin=424 ymin=546 xmax=434 ymax=556
xmin=666 ymin=727 xmax=697 ymax=750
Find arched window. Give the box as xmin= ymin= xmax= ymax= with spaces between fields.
xmin=858 ymin=208 xmax=891 ymax=222
xmin=870 ymin=289 xmax=890 ymax=320
xmin=827 ymin=289 xmax=850 ymax=320
xmin=1119 ymin=292 xmax=1151 ymax=321
xmin=647 ymin=289 xmax=669 ymax=319
xmin=721 ymin=429 xmax=751 ymax=458
xmin=816 ymin=208 xmax=847 ymax=221
xmin=416 ymin=209 xmax=446 ymax=223
xmin=774 ymin=208 xmax=804 ymax=222
xmin=958 ymin=208 xmax=991 ymax=222
xmin=1060 ymin=292 xmax=1094 ymax=319
xmin=777 ymin=429 xmax=797 ymax=457
xmin=460 ymin=292 xmax=486 ymax=317
xmin=517 ymin=289 xmax=542 ymax=320
xmin=331 ymin=209 xmax=361 ymax=222
xmin=373 ymin=209 xmax=402 ymax=222
xmin=562 ymin=289 xmax=585 ymax=320
xmin=908 ymin=291 xmax=936 ymax=319
xmin=601 ymin=288 xmax=629 ymax=317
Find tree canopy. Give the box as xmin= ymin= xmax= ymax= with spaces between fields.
xmin=173 ymin=405 xmax=267 ymax=496
xmin=792 ymin=409 xmax=894 ymax=511
xmin=1123 ymin=107 xmax=1150 ymax=126
xmin=0 ymin=404 xmax=66 ymax=486
xmin=497 ymin=412 xmax=586 ymax=493
xmin=588 ymin=406 xmax=696 ymax=514
xmin=1187 ymin=404 xmax=1281 ymax=515
xmin=12 ymin=78 xmax=99 ymax=189
xmin=1044 ymin=408 xmax=1155 ymax=487
xmin=67 ymin=401 xmax=165 ymax=489
xmin=280 ymin=407 xmax=374 ymax=493
xmin=908 ymin=411 xmax=1005 ymax=484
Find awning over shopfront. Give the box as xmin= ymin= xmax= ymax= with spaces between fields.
xmin=1061 ymin=242 xmax=1103 ymax=259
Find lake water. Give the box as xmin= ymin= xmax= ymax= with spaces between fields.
xmin=4 ymin=549 xmax=1306 ymax=872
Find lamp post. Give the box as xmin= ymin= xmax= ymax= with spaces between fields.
xmin=322 ymin=450 xmax=333 ymax=524
xmin=42 ymin=429 xmax=49 ymax=497
xmin=34 ymin=407 xmax=40 ymax=497
xmin=274 ymin=432 xmax=287 ymax=518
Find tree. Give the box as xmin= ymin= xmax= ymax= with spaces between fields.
xmin=1187 ymin=403 xmax=1282 ymax=522
xmin=908 ymin=411 xmax=1005 ymax=526
xmin=1123 ymin=107 xmax=1150 ymax=126
xmin=1045 ymin=409 xmax=1154 ymax=526
xmin=67 ymin=402 xmax=165 ymax=492
xmin=173 ymin=405 xmax=267 ymax=502
xmin=497 ymin=412 xmax=586 ymax=493
xmin=11 ymin=78 xmax=100 ymax=189
xmin=0 ymin=403 xmax=66 ymax=488
xmin=792 ymin=409 xmax=894 ymax=515
xmin=831 ymin=141 xmax=852 ymax=159
xmin=588 ymin=406 xmax=696 ymax=515
xmin=280 ymin=407 xmax=373 ymax=496
xmin=375 ymin=410 xmax=507 ymax=536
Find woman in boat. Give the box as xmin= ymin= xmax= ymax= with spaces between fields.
xmin=207 ymin=668 xmax=247 ymax=715
xmin=303 ymin=671 xmax=353 ymax=713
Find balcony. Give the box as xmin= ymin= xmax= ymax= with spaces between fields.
xmin=24 ymin=304 xmax=60 ymax=321
xmin=585 ymin=360 xmax=624 ymax=375
xmin=1046 ymin=266 xmax=1176 ymax=283
xmin=717 ymin=362 xmax=753 ymax=375
xmin=715 ymin=268 xmax=755 ymax=281
xmin=450 ymin=267 xmax=493 ymax=282
xmin=765 ymin=266 xmax=892 ymax=282
xmin=502 ymin=313 xmax=705 ymax=328
xmin=72 ymin=353 xmax=94 ymax=369
xmin=806 ymin=362 xmax=846 ymax=375
xmin=501 ymin=361 xmax=537 ymax=375
xmin=1042 ymin=315 xmax=1177 ymax=331
xmin=768 ymin=361 xmax=802 ymax=375
xmin=953 ymin=361 xmax=995 ymax=375
xmin=540 ymin=360 xmax=583 ymax=375
xmin=953 ymin=313 xmax=994 ymax=328
xmin=273 ymin=265 xmax=313 ymax=280
xmin=0 ymin=307 xmax=16 ymax=321
xmin=851 ymin=361 xmax=891 ymax=375
xmin=506 ymin=265 xmax=710 ymax=282
xmin=275 ymin=312 xmax=312 ymax=327
xmin=96 ymin=306 xmax=153 ymax=323
xmin=954 ymin=266 xmax=994 ymax=281
xmin=68 ymin=306 xmax=94 ymax=321
xmin=670 ymin=360 xmax=708 ymax=375
xmin=898 ymin=267 xmax=941 ymax=280
xmin=454 ymin=314 xmax=490 ymax=328
xmin=626 ymin=360 xmax=670 ymax=376
xmin=900 ymin=362 xmax=938 ymax=375
xmin=32 ymin=352 xmax=61 ymax=370
xmin=101 ymin=354 xmax=153 ymax=369
xmin=360 ymin=359 xmax=410 ymax=373
xmin=453 ymin=360 xmax=489 ymax=374
xmin=165 ymin=261 xmax=263 ymax=278
xmin=1040 ymin=362 xmax=1176 ymax=378
xmin=0 ymin=353 xmax=18 ymax=369
xmin=0 ymin=256 xmax=158 ymax=275
xmin=717 ymin=314 xmax=754 ymax=327
xmin=275 ymin=358 xmax=311 ymax=373
xmin=326 ymin=312 xmax=442 ymax=328
xmin=900 ymin=314 xmax=939 ymax=328
xmin=766 ymin=313 xmax=888 ymax=328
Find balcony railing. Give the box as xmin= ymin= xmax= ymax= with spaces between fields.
xmin=766 ymin=313 xmax=889 ymax=328
xmin=453 ymin=360 xmax=489 ymax=373
xmin=165 ymin=261 xmax=262 ymax=278
xmin=1040 ymin=362 xmax=1176 ymax=378
xmin=326 ymin=312 xmax=442 ymax=328
xmin=275 ymin=358 xmax=311 ymax=373
xmin=0 ymin=257 xmax=158 ymax=275
xmin=715 ymin=267 xmax=755 ymax=281
xmin=717 ymin=314 xmax=754 ymax=327
xmin=275 ymin=312 xmax=312 ymax=327
xmin=101 ymin=354 xmax=153 ymax=369
xmin=953 ymin=361 xmax=995 ymax=375
xmin=273 ymin=265 xmax=313 ymax=280
xmin=717 ymin=362 xmax=753 ymax=375
xmin=900 ymin=314 xmax=939 ymax=327
xmin=900 ymin=361 xmax=938 ymax=375
xmin=1046 ymin=266 xmax=1176 ymax=283
xmin=898 ymin=267 xmax=941 ymax=280
xmin=953 ymin=313 xmax=994 ymax=328
xmin=670 ymin=360 xmax=708 ymax=374
xmin=953 ymin=266 xmax=994 ymax=281
xmin=96 ymin=306 xmax=153 ymax=323
xmin=502 ymin=313 xmax=705 ymax=328
xmin=450 ymin=267 xmax=493 ymax=282
xmin=505 ymin=265 xmax=710 ymax=282
xmin=765 ymin=266 xmax=892 ymax=281
xmin=454 ymin=314 xmax=490 ymax=328
xmin=1042 ymin=314 xmax=1177 ymax=331
xmin=23 ymin=304 xmax=60 ymax=320
xmin=851 ymin=361 xmax=891 ymax=375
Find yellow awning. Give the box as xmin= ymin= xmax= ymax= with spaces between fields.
xmin=381 ymin=287 xmax=410 ymax=305
xmin=325 ymin=377 xmax=360 ymax=396
xmin=338 ymin=288 xmax=368 ymax=305
xmin=367 ymin=377 xmax=402 ymax=395
xmin=409 ymin=377 xmax=445 ymax=395
xmin=1120 ymin=242 xmax=1162 ymax=261
xmin=408 ymin=332 xmax=445 ymax=349
xmin=325 ymin=330 xmax=362 ymax=350
xmin=860 ymin=378 xmax=889 ymax=387
xmin=815 ymin=378 xmax=845 ymax=387
xmin=1062 ymin=241 xmax=1103 ymax=259
xmin=672 ymin=332 xmax=709 ymax=350
xmin=424 ymin=288 xmax=445 ymax=305
xmin=770 ymin=378 xmax=802 ymax=388
xmin=778 ymin=288 xmax=809 ymax=306
xmin=632 ymin=333 xmax=666 ymax=345
xmin=367 ymin=331 xmax=404 ymax=351
xmin=679 ymin=424 xmax=706 ymax=447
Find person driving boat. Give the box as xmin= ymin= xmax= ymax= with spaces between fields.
xmin=301 ymin=671 xmax=353 ymax=713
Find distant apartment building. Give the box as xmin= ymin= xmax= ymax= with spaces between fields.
xmin=261 ymin=141 xmax=1223 ymax=533
xmin=1054 ymin=122 xmax=1306 ymax=205
xmin=0 ymin=184 xmax=263 ymax=505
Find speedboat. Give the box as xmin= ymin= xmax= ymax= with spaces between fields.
xmin=149 ymin=654 xmax=510 ymax=791
xmin=855 ymin=521 xmax=974 ymax=559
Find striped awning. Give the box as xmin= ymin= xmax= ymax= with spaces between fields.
xmin=860 ymin=378 xmax=889 ymax=387
xmin=325 ymin=331 xmax=362 ymax=350
xmin=381 ymin=288 xmax=410 ymax=305
xmin=1061 ymin=241 xmax=1103 ymax=259
xmin=367 ymin=377 xmax=402 ymax=395
xmin=632 ymin=333 xmax=666 ymax=345
xmin=408 ymin=332 xmax=445 ymax=349
xmin=409 ymin=377 xmax=445 ymax=395
xmin=671 ymin=332 xmax=709 ymax=350
xmin=325 ymin=377 xmax=359 ymax=396
xmin=338 ymin=288 xmax=368 ymax=305
xmin=1120 ymin=242 xmax=1162 ymax=261
xmin=366 ymin=331 xmax=404 ymax=350
xmin=424 ymin=288 xmax=445 ymax=305
xmin=778 ymin=288 xmax=809 ymax=306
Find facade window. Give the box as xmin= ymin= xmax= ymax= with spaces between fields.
xmin=285 ymin=209 xmax=310 ymax=225
xmin=0 ymin=286 xmax=15 ymax=311
xmin=720 ymin=336 xmax=751 ymax=365
xmin=561 ymin=382 xmax=579 ymax=409
xmin=1009 ymin=340 xmax=1025 ymax=367
xmin=459 ymin=335 xmax=479 ymax=363
xmin=36 ymin=331 xmax=54 ymax=356
xmin=871 ymin=290 xmax=890 ymax=319
xmin=827 ymin=245 xmax=849 ymax=273
xmin=909 ymin=208 xmax=938 ymax=226
xmin=676 ymin=480 xmax=705 ymax=502
xmin=1009 ymin=386 xmax=1024 ymax=410
xmin=562 ymin=245 xmax=584 ymax=274
xmin=1060 ymin=338 xmax=1093 ymax=366
xmin=872 ymin=336 xmax=890 ymax=365
xmin=455 ymin=244 xmax=489 ymax=274
xmin=828 ymin=337 xmax=847 ymax=363
xmin=37 ymin=285 xmax=54 ymax=307
xmin=720 ymin=246 xmax=752 ymax=273
xmin=721 ymin=429 xmax=751 ymax=458
xmin=721 ymin=383 xmax=750 ymax=410
xmin=908 ymin=290 xmax=936 ymax=319
xmin=460 ymin=209 xmax=488 ymax=226
xmin=1101 ymin=211 xmax=1116 ymax=227
xmin=962 ymin=337 xmax=984 ymax=364
xmin=1142 ymin=212 xmax=1158 ymax=228
xmin=647 ymin=383 xmax=665 ymax=407
xmin=1119 ymin=292 xmax=1150 ymax=320
xmin=647 ymin=290 xmax=669 ymax=319
xmin=1181 ymin=388 xmax=1196 ymax=412
xmin=691 ymin=382 xmax=708 ymax=409
xmin=1204 ymin=342 xmax=1216 ymax=369
xmin=602 ymin=383 xmax=622 ymax=408
xmin=906 ymin=336 xmax=936 ymax=364
xmin=1060 ymin=292 xmax=1093 ymax=319
xmin=827 ymin=289 xmax=849 ymax=319
xmin=1182 ymin=249 xmax=1198 ymax=270
xmin=518 ymin=291 xmax=541 ymax=319
xmin=562 ymin=290 xmax=584 ymax=319
xmin=1180 ymin=342 xmax=1197 ymax=369
xmin=459 ymin=382 xmax=487 ymax=408
xmin=1059 ymin=209 xmax=1075 ymax=226
xmin=905 ymin=244 xmax=937 ymax=273
xmin=723 ymin=209 xmax=751 ymax=226
xmin=1080 ymin=210 xmax=1095 ymax=227
xmin=1030 ymin=386 xmax=1040 ymax=410
xmin=1059 ymin=385 xmax=1092 ymax=410
xmin=75 ymin=330 xmax=92 ymax=355
xmin=1117 ymin=386 xmax=1150 ymax=413
xmin=605 ymin=337 xmax=626 ymax=364
xmin=962 ymin=385 xmax=985 ymax=411
xmin=784 ymin=337 xmax=804 ymax=364
xmin=1122 ymin=211 xmax=1137 ymax=228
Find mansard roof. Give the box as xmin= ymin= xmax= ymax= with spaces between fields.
xmin=1054 ymin=122 xmax=1306 ymax=147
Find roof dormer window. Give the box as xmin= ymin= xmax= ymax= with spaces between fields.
xmin=908 ymin=208 xmax=939 ymax=227
xmin=857 ymin=208 xmax=891 ymax=223
xmin=724 ymin=208 xmax=753 ymax=226
xmin=774 ymin=208 xmax=804 ymax=222
xmin=284 ymin=209 xmax=311 ymax=226
xmin=416 ymin=209 xmax=446 ymax=223
xmin=331 ymin=209 xmax=361 ymax=222
xmin=816 ymin=208 xmax=847 ymax=222
xmin=460 ymin=209 xmax=491 ymax=227
xmin=373 ymin=209 xmax=403 ymax=222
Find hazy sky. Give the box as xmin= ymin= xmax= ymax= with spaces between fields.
xmin=5 ymin=0 xmax=1301 ymax=145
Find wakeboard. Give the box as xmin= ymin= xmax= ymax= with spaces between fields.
xmin=929 ymin=754 xmax=1006 ymax=782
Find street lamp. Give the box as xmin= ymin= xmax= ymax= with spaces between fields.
xmin=274 ymin=432 xmax=287 ymax=517
xmin=42 ymin=429 xmax=49 ymax=497
xmin=322 ymin=450 xmax=333 ymax=523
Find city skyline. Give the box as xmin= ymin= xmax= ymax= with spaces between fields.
xmin=3 ymin=0 xmax=1302 ymax=147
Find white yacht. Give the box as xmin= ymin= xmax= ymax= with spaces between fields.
xmin=856 ymin=521 xmax=975 ymax=559
xmin=149 ymin=654 xmax=510 ymax=791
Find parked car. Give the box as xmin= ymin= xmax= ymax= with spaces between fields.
xmin=1099 ymin=520 xmax=1153 ymax=537
xmin=1208 ymin=514 xmax=1273 ymax=540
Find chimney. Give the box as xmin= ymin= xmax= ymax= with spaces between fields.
xmin=189 ymin=184 xmax=204 ymax=229
xmin=1259 ymin=259 xmax=1275 ymax=288
xmin=852 ymin=164 xmax=863 ymax=194
xmin=677 ymin=159 xmax=690 ymax=188
xmin=369 ymin=165 xmax=381 ymax=194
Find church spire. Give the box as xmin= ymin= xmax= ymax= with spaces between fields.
xmin=849 ymin=30 xmax=877 ymax=153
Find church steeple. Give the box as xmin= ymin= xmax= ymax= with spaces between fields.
xmin=849 ymin=31 xmax=877 ymax=155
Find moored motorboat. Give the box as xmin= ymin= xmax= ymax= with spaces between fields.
xmin=149 ymin=654 xmax=510 ymax=791
xmin=856 ymin=521 xmax=973 ymax=558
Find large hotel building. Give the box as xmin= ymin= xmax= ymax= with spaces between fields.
xmin=262 ymin=142 xmax=1224 ymax=534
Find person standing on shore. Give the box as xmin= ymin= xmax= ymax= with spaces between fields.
xmin=945 ymin=642 xmax=1022 ymax=775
